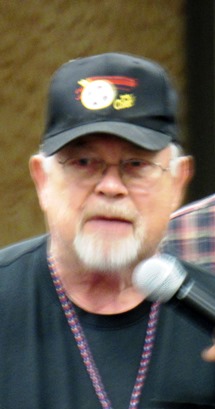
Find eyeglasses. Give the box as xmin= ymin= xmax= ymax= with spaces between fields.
xmin=57 ymin=156 xmax=170 ymax=188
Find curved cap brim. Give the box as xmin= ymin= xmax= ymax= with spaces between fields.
xmin=42 ymin=121 xmax=172 ymax=155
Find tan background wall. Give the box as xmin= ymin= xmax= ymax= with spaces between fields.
xmin=0 ymin=0 xmax=186 ymax=247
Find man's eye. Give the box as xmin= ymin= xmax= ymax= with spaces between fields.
xmin=129 ymin=160 xmax=149 ymax=168
xmin=66 ymin=158 xmax=95 ymax=168
xmin=130 ymin=160 xmax=143 ymax=167
xmin=75 ymin=158 xmax=92 ymax=167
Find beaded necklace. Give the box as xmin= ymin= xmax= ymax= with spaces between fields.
xmin=48 ymin=255 xmax=160 ymax=409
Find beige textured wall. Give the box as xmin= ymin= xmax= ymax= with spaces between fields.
xmin=0 ymin=0 xmax=186 ymax=246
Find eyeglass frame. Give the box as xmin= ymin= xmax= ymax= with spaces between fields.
xmin=56 ymin=154 xmax=172 ymax=189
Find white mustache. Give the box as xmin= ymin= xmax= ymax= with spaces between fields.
xmin=81 ymin=204 xmax=137 ymax=224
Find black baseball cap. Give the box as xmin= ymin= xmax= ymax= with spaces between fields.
xmin=41 ymin=52 xmax=180 ymax=155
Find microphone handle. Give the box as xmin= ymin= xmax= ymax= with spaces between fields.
xmin=162 ymin=278 xmax=215 ymax=334
xmin=176 ymin=279 xmax=215 ymax=323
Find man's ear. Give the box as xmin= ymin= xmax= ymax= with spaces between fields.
xmin=29 ymin=155 xmax=49 ymax=211
xmin=171 ymin=155 xmax=195 ymax=211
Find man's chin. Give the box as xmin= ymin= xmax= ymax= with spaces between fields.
xmin=73 ymin=233 xmax=142 ymax=273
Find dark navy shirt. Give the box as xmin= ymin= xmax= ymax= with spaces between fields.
xmin=0 ymin=236 xmax=215 ymax=409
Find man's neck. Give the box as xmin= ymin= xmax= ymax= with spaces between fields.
xmin=49 ymin=248 xmax=145 ymax=314
xmin=64 ymin=275 xmax=145 ymax=314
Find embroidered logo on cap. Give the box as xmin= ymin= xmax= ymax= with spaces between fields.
xmin=80 ymin=79 xmax=116 ymax=110
xmin=75 ymin=76 xmax=137 ymax=111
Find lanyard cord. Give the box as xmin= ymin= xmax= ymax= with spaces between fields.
xmin=48 ymin=255 xmax=160 ymax=409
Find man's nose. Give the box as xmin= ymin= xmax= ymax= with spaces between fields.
xmin=94 ymin=164 xmax=128 ymax=197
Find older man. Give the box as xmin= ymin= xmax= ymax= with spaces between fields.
xmin=1 ymin=53 xmax=215 ymax=409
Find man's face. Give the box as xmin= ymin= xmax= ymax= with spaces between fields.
xmin=31 ymin=134 xmax=186 ymax=273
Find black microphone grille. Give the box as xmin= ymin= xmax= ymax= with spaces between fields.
xmin=132 ymin=254 xmax=187 ymax=302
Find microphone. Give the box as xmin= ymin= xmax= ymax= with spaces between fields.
xmin=132 ymin=254 xmax=215 ymax=331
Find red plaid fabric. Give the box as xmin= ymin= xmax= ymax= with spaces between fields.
xmin=161 ymin=194 xmax=215 ymax=274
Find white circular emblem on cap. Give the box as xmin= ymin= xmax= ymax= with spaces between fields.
xmin=81 ymin=80 xmax=116 ymax=110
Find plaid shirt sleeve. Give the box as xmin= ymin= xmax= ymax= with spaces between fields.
xmin=160 ymin=194 xmax=215 ymax=274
